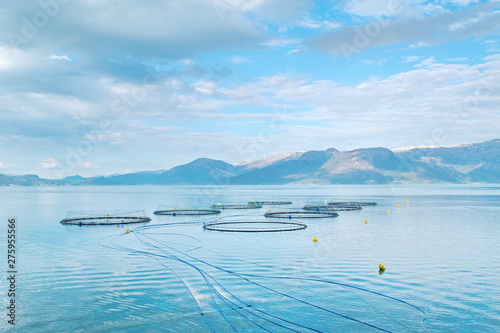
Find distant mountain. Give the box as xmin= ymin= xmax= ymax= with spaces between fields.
xmin=0 ymin=174 xmax=66 ymax=186
xmin=156 ymin=158 xmax=239 ymax=185
xmin=61 ymin=158 xmax=239 ymax=185
xmin=231 ymin=150 xmax=337 ymax=184
xmin=393 ymin=139 xmax=500 ymax=183
xmin=1 ymin=139 xmax=498 ymax=185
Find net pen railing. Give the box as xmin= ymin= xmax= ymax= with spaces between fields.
xmin=203 ymin=220 xmax=307 ymax=232
xmin=60 ymin=210 xmax=151 ymax=226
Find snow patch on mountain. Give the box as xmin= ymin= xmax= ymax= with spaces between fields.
xmin=235 ymin=151 xmax=306 ymax=169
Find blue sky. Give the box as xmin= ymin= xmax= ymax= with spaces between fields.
xmin=0 ymin=0 xmax=499 ymax=178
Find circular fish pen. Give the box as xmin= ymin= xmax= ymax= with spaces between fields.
xmin=60 ymin=210 xmax=151 ymax=226
xmin=248 ymin=199 xmax=292 ymax=205
xmin=328 ymin=200 xmax=377 ymax=206
xmin=210 ymin=203 xmax=263 ymax=210
xmin=302 ymin=202 xmax=334 ymax=211
xmin=154 ymin=209 xmax=221 ymax=216
xmin=264 ymin=210 xmax=339 ymax=219
xmin=203 ymin=220 xmax=307 ymax=232
xmin=328 ymin=202 xmax=363 ymax=211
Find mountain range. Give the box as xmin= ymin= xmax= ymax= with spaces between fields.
xmin=1 ymin=139 xmax=498 ymax=186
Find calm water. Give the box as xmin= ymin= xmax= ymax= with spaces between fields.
xmin=0 ymin=184 xmax=499 ymax=332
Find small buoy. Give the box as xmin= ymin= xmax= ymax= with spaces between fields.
xmin=218 ymin=216 xmax=222 ymax=219
xmin=405 ymin=201 xmax=410 ymax=204
xmin=387 ymin=210 xmax=391 ymax=214
xmin=364 ymin=220 xmax=368 ymax=224
xmin=312 ymin=237 xmax=318 ymax=243
xmin=396 ymin=204 xmax=401 ymax=208
xmin=173 ymin=207 xmax=177 ymax=210
xmin=217 ymin=203 xmax=221 ymax=206
xmin=324 ymin=200 xmax=327 ymax=204
xmin=125 ymin=228 xmax=130 ymax=233
xmin=378 ymin=263 xmax=386 ymax=270
xmin=105 ymin=213 xmax=109 ymax=217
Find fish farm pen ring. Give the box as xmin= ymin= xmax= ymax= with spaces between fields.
xmin=60 ymin=210 xmax=151 ymax=226
xmin=210 ymin=203 xmax=263 ymax=209
xmin=264 ymin=211 xmax=339 ymax=218
xmin=60 ymin=216 xmax=151 ymax=225
xmin=203 ymin=221 xmax=307 ymax=232
xmin=328 ymin=202 xmax=363 ymax=211
xmin=328 ymin=201 xmax=377 ymax=206
xmin=248 ymin=200 xmax=293 ymax=205
xmin=302 ymin=202 xmax=334 ymax=211
xmin=329 ymin=206 xmax=362 ymax=211
xmin=154 ymin=209 xmax=221 ymax=216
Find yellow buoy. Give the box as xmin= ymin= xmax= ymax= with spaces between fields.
xmin=378 ymin=263 xmax=386 ymax=270
xmin=218 ymin=216 xmax=222 ymax=219
xmin=125 ymin=228 xmax=130 ymax=233
xmin=396 ymin=204 xmax=401 ymax=208
xmin=217 ymin=203 xmax=221 ymax=206
xmin=312 ymin=237 xmax=318 ymax=243
xmin=105 ymin=213 xmax=109 ymax=217
xmin=405 ymin=201 xmax=410 ymax=204
xmin=364 ymin=220 xmax=368 ymax=224
xmin=387 ymin=210 xmax=391 ymax=214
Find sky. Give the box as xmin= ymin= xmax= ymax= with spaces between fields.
xmin=0 ymin=0 xmax=499 ymax=178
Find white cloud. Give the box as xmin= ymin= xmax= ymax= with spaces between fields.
xmin=441 ymin=0 xmax=480 ymax=6
xmin=448 ymin=10 xmax=492 ymax=31
xmin=49 ymin=55 xmax=72 ymax=61
xmin=81 ymin=161 xmax=100 ymax=169
xmin=401 ymin=56 xmax=421 ymax=63
xmin=241 ymin=0 xmax=312 ymax=25
xmin=250 ymin=57 xmax=500 ymax=146
xmin=39 ymin=158 xmax=60 ymax=169
xmin=259 ymin=38 xmax=302 ymax=47
xmin=409 ymin=42 xmax=430 ymax=49
xmin=1 ymin=0 xmax=264 ymax=65
xmin=414 ymin=56 xmax=437 ymax=68
xmin=342 ymin=0 xmax=413 ymax=17
xmin=299 ymin=19 xmax=341 ymax=29
xmin=287 ymin=48 xmax=304 ymax=55
xmin=446 ymin=57 xmax=468 ymax=62
xmin=194 ymin=80 xmax=218 ymax=96
xmin=0 ymin=162 xmax=8 ymax=169
xmin=311 ymin=2 xmax=500 ymax=55
xmin=342 ymin=0 xmax=449 ymax=17
xmin=0 ymin=47 xmax=23 ymax=71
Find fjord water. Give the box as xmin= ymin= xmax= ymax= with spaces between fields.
xmin=0 ymin=185 xmax=498 ymax=332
